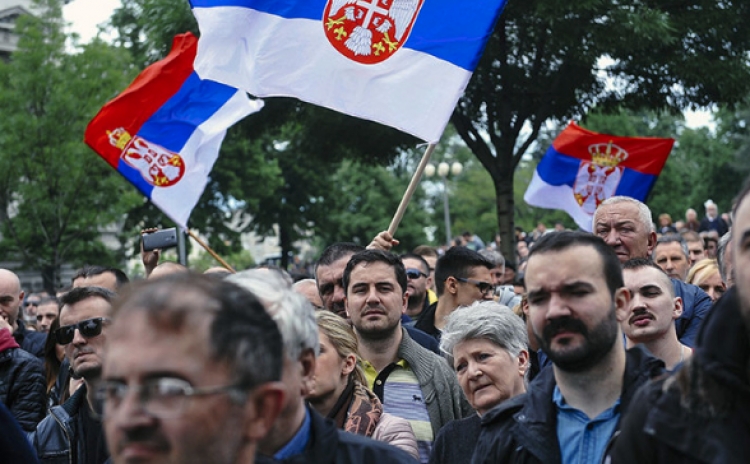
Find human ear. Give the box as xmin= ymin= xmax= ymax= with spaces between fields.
xmin=244 ymin=382 xmax=285 ymax=442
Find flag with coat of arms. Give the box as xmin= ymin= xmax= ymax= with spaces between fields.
xmin=84 ymin=32 xmax=262 ymax=229
xmin=189 ymin=0 xmax=509 ymax=143
xmin=524 ymin=122 xmax=674 ymax=231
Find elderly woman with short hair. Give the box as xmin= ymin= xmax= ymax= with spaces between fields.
xmin=429 ymin=301 xmax=529 ymax=464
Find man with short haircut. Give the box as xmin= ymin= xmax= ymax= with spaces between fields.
xmin=316 ymin=243 xmax=439 ymax=353
xmin=315 ymin=242 xmax=365 ymax=318
xmin=593 ymin=196 xmax=712 ymax=347
xmin=229 ymin=269 xmax=416 ymax=463
xmin=472 ymin=232 xmax=664 ymax=464
xmin=72 ymin=265 xmax=129 ymax=292
xmin=415 ymin=247 xmax=494 ymax=341
xmin=682 ymin=230 xmax=706 ymax=266
xmin=413 ymin=245 xmax=439 ymax=293
xmin=652 ymin=234 xmax=691 ymax=281
xmin=0 ymin=269 xmax=46 ymax=358
xmin=35 ymin=296 xmax=59 ymax=333
xmin=33 ymin=286 xmax=116 ymax=464
xmin=620 ymin=259 xmax=692 ymax=370
xmin=102 ymin=273 xmax=285 ymax=464
xmin=609 ymin=183 xmax=750 ymax=463
xmin=479 ymin=249 xmax=520 ymax=308
xmin=344 ymin=250 xmax=471 ymax=463
xmin=400 ymin=253 xmax=433 ymax=323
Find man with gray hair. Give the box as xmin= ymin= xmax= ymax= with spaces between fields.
xmin=229 ymin=269 xmax=417 ymax=463
xmin=479 ymin=249 xmax=521 ymax=309
xmin=717 ymin=231 xmax=734 ymax=287
xmin=593 ymin=196 xmax=712 ymax=347
xmin=652 ymin=234 xmax=691 ymax=281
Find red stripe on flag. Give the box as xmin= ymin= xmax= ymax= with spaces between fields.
xmin=84 ymin=33 xmax=198 ymax=168
xmin=552 ymin=122 xmax=674 ymax=176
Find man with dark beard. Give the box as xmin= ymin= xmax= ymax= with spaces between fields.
xmin=471 ymin=232 xmax=664 ymax=464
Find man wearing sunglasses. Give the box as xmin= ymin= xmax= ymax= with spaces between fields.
xmin=415 ymin=247 xmax=494 ymax=342
xmin=33 ymin=286 xmax=115 ymax=464
xmin=400 ymin=253 xmax=433 ymax=324
xmin=0 ymin=269 xmax=46 ymax=358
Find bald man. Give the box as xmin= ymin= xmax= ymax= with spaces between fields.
xmin=0 ymin=269 xmax=46 ymax=358
xmin=148 ymin=261 xmax=189 ymax=279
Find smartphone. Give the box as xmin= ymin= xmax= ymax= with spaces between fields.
xmin=142 ymin=228 xmax=178 ymax=251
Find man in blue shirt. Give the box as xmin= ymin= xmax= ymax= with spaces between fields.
xmin=472 ymin=231 xmax=664 ymax=464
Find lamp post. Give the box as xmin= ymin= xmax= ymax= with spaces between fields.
xmin=425 ymin=161 xmax=463 ymax=246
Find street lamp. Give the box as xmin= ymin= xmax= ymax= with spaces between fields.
xmin=425 ymin=161 xmax=463 ymax=246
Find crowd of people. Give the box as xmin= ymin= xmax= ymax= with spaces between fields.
xmin=0 ymin=189 xmax=748 ymax=464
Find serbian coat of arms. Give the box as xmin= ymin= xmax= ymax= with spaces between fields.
xmin=107 ymin=128 xmax=186 ymax=188
xmin=573 ymin=142 xmax=628 ymax=214
xmin=323 ymin=0 xmax=424 ymax=64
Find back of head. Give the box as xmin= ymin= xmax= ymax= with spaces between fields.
xmin=413 ymin=245 xmax=438 ymax=259
xmin=114 ymin=272 xmax=283 ymax=389
xmin=434 ymin=247 xmax=493 ymax=296
xmin=528 ymin=231 xmax=624 ymax=295
xmin=72 ymin=265 xmax=130 ymax=289
xmin=149 ymin=261 xmax=188 ymax=279
xmin=228 ymin=269 xmax=320 ymax=360
xmin=342 ymin=249 xmax=407 ymax=295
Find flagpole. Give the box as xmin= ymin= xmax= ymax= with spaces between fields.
xmin=187 ymin=229 xmax=236 ymax=273
xmin=387 ymin=143 xmax=437 ymax=237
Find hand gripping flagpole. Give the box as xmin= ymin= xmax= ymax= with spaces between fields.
xmin=187 ymin=229 xmax=237 ymax=273
xmin=387 ymin=143 xmax=437 ymax=237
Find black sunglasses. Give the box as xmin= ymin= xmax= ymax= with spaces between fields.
xmin=54 ymin=317 xmax=112 ymax=345
xmin=455 ymin=277 xmax=494 ymax=295
xmin=405 ymin=268 xmax=427 ymax=280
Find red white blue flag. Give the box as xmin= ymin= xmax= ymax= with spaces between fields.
xmin=524 ymin=122 xmax=674 ymax=231
xmin=189 ymin=0 xmax=508 ymax=143
xmin=84 ymin=33 xmax=262 ymax=228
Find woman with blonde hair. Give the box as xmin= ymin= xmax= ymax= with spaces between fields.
xmin=307 ymin=311 xmax=419 ymax=460
xmin=686 ymin=258 xmax=726 ymax=302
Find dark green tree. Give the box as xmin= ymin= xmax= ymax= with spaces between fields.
xmin=0 ymin=0 xmax=140 ymax=292
xmin=453 ymin=0 xmax=750 ymax=261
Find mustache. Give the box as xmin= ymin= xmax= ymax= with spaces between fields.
xmin=628 ymin=308 xmax=654 ymax=324
xmin=117 ymin=428 xmax=170 ymax=454
xmin=542 ymin=317 xmax=588 ymax=341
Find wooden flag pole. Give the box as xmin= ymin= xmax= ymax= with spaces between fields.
xmin=187 ymin=229 xmax=236 ymax=273
xmin=387 ymin=143 xmax=437 ymax=237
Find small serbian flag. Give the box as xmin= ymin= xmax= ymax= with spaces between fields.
xmin=524 ymin=122 xmax=674 ymax=231
xmin=189 ymin=0 xmax=508 ymax=143
xmin=84 ymin=32 xmax=262 ymax=228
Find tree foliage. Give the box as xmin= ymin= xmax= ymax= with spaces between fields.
xmin=0 ymin=0 xmax=140 ymax=291
xmin=453 ymin=0 xmax=750 ymax=261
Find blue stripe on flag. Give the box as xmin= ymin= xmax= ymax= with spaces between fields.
xmin=189 ymin=0 xmax=322 ymax=19
xmin=138 ymin=72 xmax=238 ymax=153
xmin=536 ymin=148 xmax=580 ymax=187
xmin=615 ymin=170 xmax=657 ymax=199
xmin=116 ymin=162 xmax=156 ymax=198
xmin=189 ymin=0 xmax=506 ymax=71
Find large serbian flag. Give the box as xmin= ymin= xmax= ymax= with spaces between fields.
xmin=524 ymin=122 xmax=674 ymax=231
xmin=84 ymin=33 xmax=262 ymax=228
xmin=189 ymin=0 xmax=508 ymax=143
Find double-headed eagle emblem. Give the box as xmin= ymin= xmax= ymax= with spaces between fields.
xmin=324 ymin=0 xmax=422 ymax=64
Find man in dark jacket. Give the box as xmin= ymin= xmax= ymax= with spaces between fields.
xmin=32 ymin=286 xmax=116 ymax=464
xmin=0 ymin=317 xmax=45 ymax=432
xmin=0 ymin=269 xmax=46 ymax=358
xmin=472 ymin=232 xmax=665 ymax=464
xmin=593 ymin=196 xmax=712 ymax=346
xmin=608 ymin=182 xmax=750 ymax=463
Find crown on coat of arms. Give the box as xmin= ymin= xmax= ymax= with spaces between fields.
xmin=107 ymin=128 xmax=132 ymax=150
xmin=588 ymin=141 xmax=628 ymax=167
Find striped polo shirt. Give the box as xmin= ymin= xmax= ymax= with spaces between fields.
xmin=364 ymin=359 xmax=433 ymax=463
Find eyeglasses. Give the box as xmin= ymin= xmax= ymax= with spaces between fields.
xmin=54 ymin=317 xmax=112 ymax=345
xmin=405 ymin=268 xmax=428 ymax=280
xmin=455 ymin=277 xmax=494 ymax=295
xmin=94 ymin=377 xmax=244 ymax=419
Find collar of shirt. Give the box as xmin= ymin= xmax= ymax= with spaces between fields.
xmin=274 ymin=406 xmax=311 ymax=459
